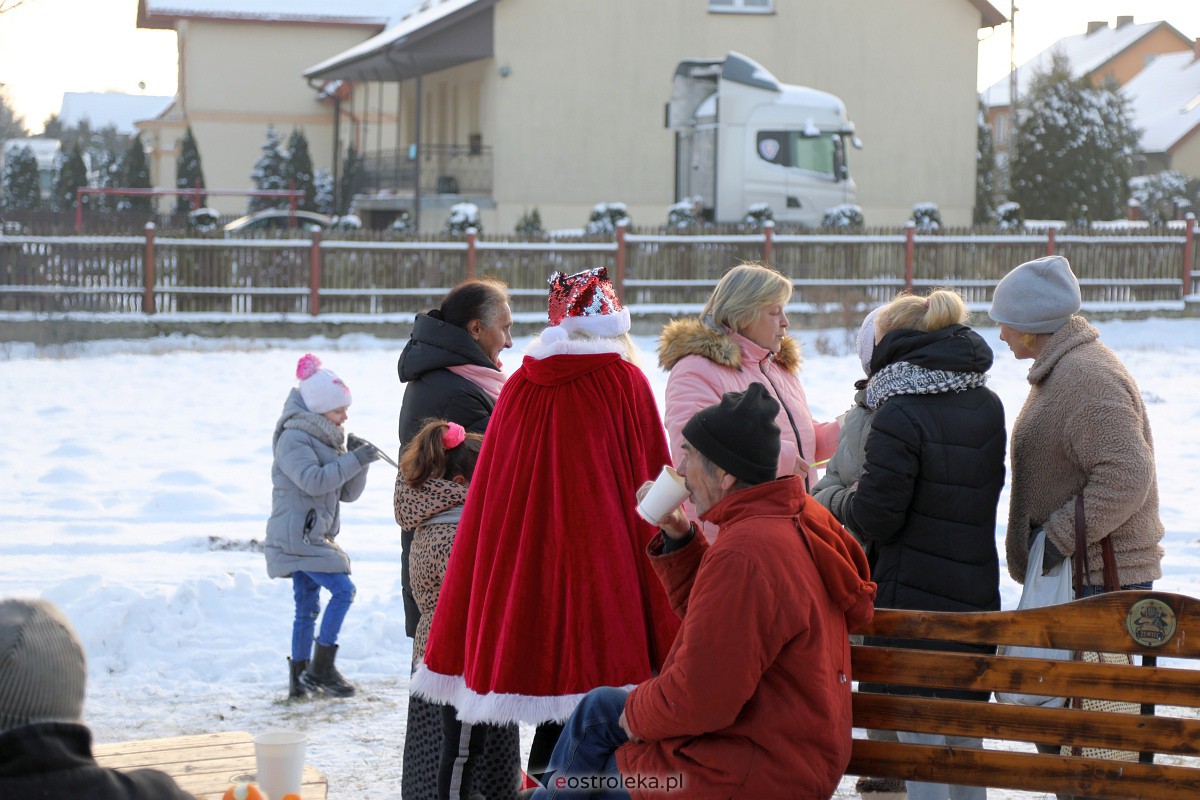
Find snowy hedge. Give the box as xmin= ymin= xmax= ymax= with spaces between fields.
xmin=743 ymin=202 xmax=774 ymax=230
xmin=445 ymin=202 xmax=482 ymax=235
xmin=586 ymin=202 xmax=631 ymax=234
xmin=822 ymin=204 xmax=864 ymax=228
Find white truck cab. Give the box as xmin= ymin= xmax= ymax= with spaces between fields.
xmin=667 ymin=51 xmax=861 ymax=226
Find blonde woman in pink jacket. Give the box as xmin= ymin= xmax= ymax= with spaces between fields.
xmin=658 ymin=262 xmax=840 ymax=540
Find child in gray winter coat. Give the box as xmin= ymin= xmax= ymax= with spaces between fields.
xmin=265 ymin=353 xmax=380 ymax=699
xmin=812 ymin=308 xmax=881 ymax=530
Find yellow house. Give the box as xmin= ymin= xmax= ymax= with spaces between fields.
xmin=1123 ymin=43 xmax=1200 ymax=191
xmin=306 ymin=0 xmax=1005 ymax=231
xmin=135 ymin=1 xmax=396 ymax=214
xmin=138 ymin=0 xmax=1005 ymax=227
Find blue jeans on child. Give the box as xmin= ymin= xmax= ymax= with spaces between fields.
xmin=530 ymin=687 xmax=632 ymax=800
xmin=291 ymin=571 xmax=356 ymax=661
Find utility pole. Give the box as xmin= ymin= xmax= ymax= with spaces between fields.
xmin=1009 ymin=1 xmax=1018 ymax=113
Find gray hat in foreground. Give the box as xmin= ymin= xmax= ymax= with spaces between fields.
xmin=988 ymin=255 xmax=1081 ymax=334
xmin=0 ymin=598 xmax=87 ymax=732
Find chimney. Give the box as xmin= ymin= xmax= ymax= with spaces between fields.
xmin=1116 ymin=16 xmax=1134 ymax=28
xmin=1087 ymin=20 xmax=1107 ymax=34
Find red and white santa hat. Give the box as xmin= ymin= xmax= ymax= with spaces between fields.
xmin=296 ymin=353 xmax=352 ymax=413
xmin=544 ymin=267 xmax=631 ymax=340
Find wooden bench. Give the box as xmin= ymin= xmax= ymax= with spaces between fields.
xmin=93 ymin=731 xmax=328 ymax=800
xmin=846 ymin=590 xmax=1200 ymax=799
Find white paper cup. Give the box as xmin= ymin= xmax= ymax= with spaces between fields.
xmin=637 ymin=465 xmax=689 ymax=525
xmin=254 ymin=731 xmax=306 ymax=800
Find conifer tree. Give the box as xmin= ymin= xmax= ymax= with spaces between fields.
xmin=314 ymin=167 xmax=335 ymax=215
xmin=974 ymin=102 xmax=997 ymax=226
xmin=174 ymin=127 xmax=206 ymax=214
xmin=285 ymin=129 xmax=316 ymax=212
xmin=52 ymin=143 xmax=89 ymax=213
xmin=117 ymin=134 xmax=153 ymax=213
xmin=1010 ymin=52 xmax=1141 ymax=222
xmin=338 ymin=144 xmax=364 ymax=216
xmin=248 ymin=125 xmax=287 ymax=213
xmin=2 ymin=144 xmax=41 ymax=210
xmin=92 ymin=148 xmax=121 ymax=213
xmin=0 ymin=89 xmax=26 ymax=142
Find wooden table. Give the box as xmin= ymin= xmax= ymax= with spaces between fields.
xmin=93 ymin=731 xmax=328 ymax=800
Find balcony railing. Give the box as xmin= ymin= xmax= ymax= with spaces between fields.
xmin=360 ymin=144 xmax=493 ymax=196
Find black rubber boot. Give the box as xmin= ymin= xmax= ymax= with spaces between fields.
xmin=302 ymin=643 xmax=356 ymax=697
xmin=288 ymin=657 xmax=311 ymax=699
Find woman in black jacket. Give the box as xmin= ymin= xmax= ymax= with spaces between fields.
xmin=396 ymin=278 xmax=520 ymax=800
xmin=842 ymin=289 xmax=1005 ymax=800
xmin=398 ymin=279 xmax=513 ymax=446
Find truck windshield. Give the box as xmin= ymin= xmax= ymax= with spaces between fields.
xmin=756 ymin=131 xmax=843 ymax=178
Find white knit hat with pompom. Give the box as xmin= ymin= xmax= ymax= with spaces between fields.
xmin=296 ymin=353 xmax=352 ymax=414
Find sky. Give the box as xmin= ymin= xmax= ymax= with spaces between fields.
xmin=2 ymin=1 xmax=1200 ymax=135
xmin=3 ymin=318 xmax=1200 ymax=798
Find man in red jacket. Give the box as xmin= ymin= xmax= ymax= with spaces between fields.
xmin=531 ymin=383 xmax=876 ymax=800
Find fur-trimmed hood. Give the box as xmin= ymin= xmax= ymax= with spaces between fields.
xmin=657 ymin=317 xmax=801 ymax=373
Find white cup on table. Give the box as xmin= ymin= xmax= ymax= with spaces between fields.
xmin=254 ymin=730 xmax=306 ymax=800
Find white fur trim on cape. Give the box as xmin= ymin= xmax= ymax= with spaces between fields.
xmin=409 ymin=664 xmax=636 ymax=725
xmin=525 ymin=329 xmax=630 ymax=360
xmin=554 ymin=307 xmax=630 ymax=340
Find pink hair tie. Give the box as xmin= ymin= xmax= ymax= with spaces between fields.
xmin=442 ymin=422 xmax=466 ymax=449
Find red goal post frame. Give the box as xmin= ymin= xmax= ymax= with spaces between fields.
xmin=74 ymin=187 xmax=305 ymax=233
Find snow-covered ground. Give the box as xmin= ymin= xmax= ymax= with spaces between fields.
xmin=4 ymin=317 xmax=1200 ymax=799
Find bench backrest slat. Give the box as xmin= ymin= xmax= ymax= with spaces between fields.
xmin=854 ymin=592 xmax=1199 ymax=656
xmin=852 ymin=647 xmax=1200 ymax=706
xmin=853 ymin=693 xmax=1200 ymax=755
xmin=849 ymin=740 xmax=1200 ymax=800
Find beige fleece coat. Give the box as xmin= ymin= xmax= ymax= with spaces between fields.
xmin=1005 ymin=316 xmax=1164 ymax=586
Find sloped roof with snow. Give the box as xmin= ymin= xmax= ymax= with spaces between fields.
xmin=304 ymin=0 xmax=490 ymax=81
xmin=1122 ymin=51 xmax=1200 ymax=154
xmin=981 ymin=20 xmax=1180 ymax=107
xmin=139 ymin=0 xmax=398 ymax=27
xmin=59 ymin=92 xmax=175 ymax=136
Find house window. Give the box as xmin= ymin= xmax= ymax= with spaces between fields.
xmin=709 ymin=0 xmax=773 ymax=14
xmin=993 ymin=112 xmax=1009 ymax=148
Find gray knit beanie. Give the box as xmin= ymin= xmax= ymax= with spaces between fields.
xmin=856 ymin=307 xmax=882 ymax=376
xmin=0 ymin=599 xmax=87 ymax=732
xmin=988 ymin=255 xmax=1081 ymax=333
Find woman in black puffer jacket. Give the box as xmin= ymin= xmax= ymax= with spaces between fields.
xmin=842 ymin=289 xmax=1006 ymax=800
xmin=396 ymin=279 xmax=521 ymax=800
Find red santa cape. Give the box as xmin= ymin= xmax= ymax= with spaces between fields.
xmin=411 ymin=334 xmax=680 ymax=724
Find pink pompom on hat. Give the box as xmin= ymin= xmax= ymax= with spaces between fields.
xmin=296 ymin=353 xmax=352 ymax=414
xmin=544 ymin=266 xmax=631 ymax=339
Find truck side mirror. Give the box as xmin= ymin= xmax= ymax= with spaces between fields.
xmin=833 ymin=136 xmax=848 ymax=182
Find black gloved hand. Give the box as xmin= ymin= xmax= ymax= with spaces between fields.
xmin=352 ymin=443 xmax=381 ymax=466
xmin=348 ymin=434 xmax=380 ymax=465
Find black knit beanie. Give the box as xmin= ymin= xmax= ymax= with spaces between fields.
xmin=681 ymin=383 xmax=781 ymax=485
